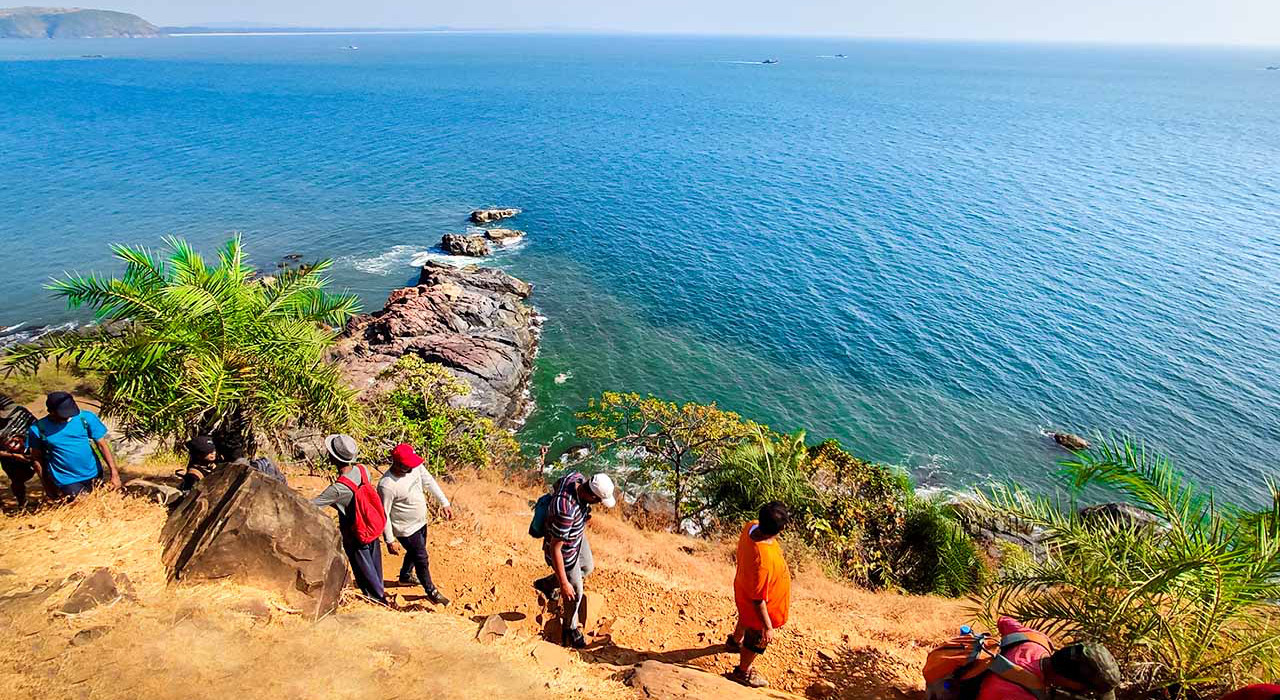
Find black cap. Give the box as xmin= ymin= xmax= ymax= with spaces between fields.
xmin=45 ymin=392 xmax=80 ymax=419
xmin=185 ymin=434 xmax=216 ymax=456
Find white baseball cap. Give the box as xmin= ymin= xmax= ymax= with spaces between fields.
xmin=588 ymin=473 xmax=617 ymax=508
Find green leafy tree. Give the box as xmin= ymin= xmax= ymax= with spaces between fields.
xmin=971 ymin=436 xmax=1280 ymax=699
xmin=576 ymin=392 xmax=754 ymax=529
xmin=1 ymin=236 xmax=359 ymax=449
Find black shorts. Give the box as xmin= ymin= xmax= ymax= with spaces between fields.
xmin=743 ymin=627 xmax=770 ymax=654
xmin=1 ymin=460 xmax=34 ymax=484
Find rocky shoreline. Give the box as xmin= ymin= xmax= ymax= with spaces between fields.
xmin=333 ymin=261 xmax=541 ymax=430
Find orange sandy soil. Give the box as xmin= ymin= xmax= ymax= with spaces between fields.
xmin=295 ymin=470 xmax=971 ymax=699
xmin=0 ymin=459 xmax=969 ymax=700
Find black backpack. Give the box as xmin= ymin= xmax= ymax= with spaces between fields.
xmin=528 ymin=493 xmax=553 ymax=538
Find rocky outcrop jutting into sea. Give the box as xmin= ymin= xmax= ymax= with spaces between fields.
xmin=334 ymin=262 xmax=539 ymax=428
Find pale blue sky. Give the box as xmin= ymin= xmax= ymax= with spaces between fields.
xmin=112 ymin=0 xmax=1278 ymax=45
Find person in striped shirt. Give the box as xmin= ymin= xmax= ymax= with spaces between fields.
xmin=533 ymin=471 xmax=616 ymax=648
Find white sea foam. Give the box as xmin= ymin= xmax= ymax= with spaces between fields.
xmin=0 ymin=321 xmax=83 ymax=349
xmin=345 ymin=245 xmax=473 ymax=275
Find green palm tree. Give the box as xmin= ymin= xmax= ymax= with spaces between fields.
xmin=2 ymin=235 xmax=360 ymax=451
xmin=971 ymin=436 xmax=1280 ymax=699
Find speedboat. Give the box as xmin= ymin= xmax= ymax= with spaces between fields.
xmin=762 ymin=58 xmax=779 ymax=64
xmin=835 ymin=53 xmax=847 ymax=58
xmin=342 ymin=45 xmax=359 ymax=51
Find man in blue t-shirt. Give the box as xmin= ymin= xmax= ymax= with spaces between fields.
xmin=27 ymin=392 xmax=121 ymax=499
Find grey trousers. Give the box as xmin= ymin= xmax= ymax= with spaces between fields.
xmin=563 ymin=536 xmax=595 ymax=631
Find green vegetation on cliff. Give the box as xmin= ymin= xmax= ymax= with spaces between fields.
xmin=576 ymin=392 xmax=989 ymax=597
xmin=971 ymin=437 xmax=1280 ymax=699
xmin=0 ymin=7 xmax=159 ymax=39
xmin=1 ymin=236 xmax=360 ymax=450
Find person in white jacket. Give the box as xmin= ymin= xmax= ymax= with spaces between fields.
xmin=378 ymin=443 xmax=454 ymax=606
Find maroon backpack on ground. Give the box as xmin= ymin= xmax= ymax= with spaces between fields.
xmin=336 ymin=464 xmax=386 ymax=544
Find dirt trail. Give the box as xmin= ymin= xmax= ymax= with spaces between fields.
xmin=0 ymin=463 xmax=967 ymax=700
xmin=299 ymin=471 xmax=970 ymax=699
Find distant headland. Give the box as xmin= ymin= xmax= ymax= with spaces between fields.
xmin=0 ymin=6 xmax=159 ymax=38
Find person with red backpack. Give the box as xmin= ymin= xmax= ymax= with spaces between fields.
xmin=924 ymin=616 xmax=1121 ymax=700
xmin=312 ymin=434 xmax=388 ymax=605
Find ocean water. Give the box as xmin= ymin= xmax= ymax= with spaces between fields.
xmin=1 ymin=34 xmax=1277 ymax=502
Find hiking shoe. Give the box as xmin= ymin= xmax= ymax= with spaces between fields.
xmin=425 ymin=588 xmax=451 ymax=607
xmin=398 ymin=570 xmax=419 ymax=586
xmin=728 ymin=668 xmax=768 ymax=688
xmin=533 ymin=575 xmax=560 ymax=602
xmin=562 ymin=628 xmax=587 ymax=649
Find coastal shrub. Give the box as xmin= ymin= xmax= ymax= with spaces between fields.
xmin=893 ymin=497 xmax=989 ymax=597
xmin=805 ymin=439 xmax=913 ymax=588
xmin=362 ymin=355 xmax=518 ymax=473
xmin=701 ymin=433 xmax=986 ymax=596
xmin=0 ymin=236 xmax=359 ymax=449
xmin=971 ymin=436 xmax=1280 ymax=699
xmin=704 ymin=427 xmax=823 ymax=528
xmin=576 ymin=392 xmax=755 ymax=529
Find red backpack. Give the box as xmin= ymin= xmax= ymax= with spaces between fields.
xmin=336 ymin=464 xmax=387 ymax=544
xmin=923 ymin=628 xmax=1053 ymax=700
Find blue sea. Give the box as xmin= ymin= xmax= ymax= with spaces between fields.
xmin=1 ymin=34 xmax=1277 ymax=502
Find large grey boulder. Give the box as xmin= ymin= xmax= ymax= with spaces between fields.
xmin=441 ymin=233 xmax=491 ymax=257
xmin=160 ymin=463 xmax=349 ymax=620
xmin=334 ymin=262 xmax=539 ymax=428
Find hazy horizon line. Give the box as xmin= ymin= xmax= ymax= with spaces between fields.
xmin=158 ymin=24 xmax=1280 ymax=49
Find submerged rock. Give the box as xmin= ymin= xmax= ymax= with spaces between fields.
xmin=441 ymin=233 xmax=491 ymax=257
xmin=469 ymin=207 xmax=521 ymax=224
xmin=334 ymin=262 xmax=538 ymax=428
xmin=1052 ymin=432 xmax=1091 ymax=451
xmin=160 ymin=463 xmax=349 ymax=620
xmin=483 ymin=228 xmax=526 ymax=245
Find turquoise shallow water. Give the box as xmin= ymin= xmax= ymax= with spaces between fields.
xmin=1 ymin=34 xmax=1277 ymax=501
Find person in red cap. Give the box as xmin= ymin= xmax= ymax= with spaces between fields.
xmin=379 ymin=443 xmax=454 ymax=606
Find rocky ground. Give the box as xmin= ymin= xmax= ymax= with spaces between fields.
xmin=0 ymin=461 xmax=967 ymax=700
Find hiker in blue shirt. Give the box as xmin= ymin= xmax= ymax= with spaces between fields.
xmin=27 ymin=392 xmax=121 ymax=499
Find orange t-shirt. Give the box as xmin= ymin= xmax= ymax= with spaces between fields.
xmin=734 ymin=521 xmax=791 ymax=630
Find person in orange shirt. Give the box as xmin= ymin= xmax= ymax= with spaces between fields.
xmin=727 ymin=501 xmax=792 ymax=688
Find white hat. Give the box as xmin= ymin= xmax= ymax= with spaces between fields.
xmin=588 ymin=473 xmax=616 ymax=508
